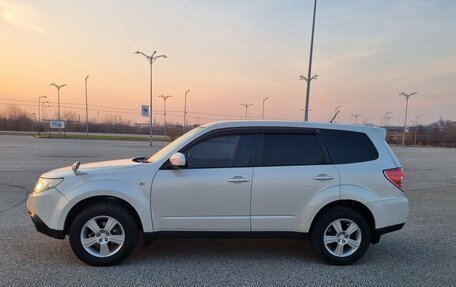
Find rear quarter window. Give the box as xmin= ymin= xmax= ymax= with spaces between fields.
xmin=320 ymin=129 xmax=379 ymax=164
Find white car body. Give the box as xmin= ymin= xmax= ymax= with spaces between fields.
xmin=27 ymin=121 xmax=409 ymax=265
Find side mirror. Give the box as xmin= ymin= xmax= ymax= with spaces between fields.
xmin=71 ymin=161 xmax=86 ymax=176
xmin=170 ymin=152 xmax=186 ymax=167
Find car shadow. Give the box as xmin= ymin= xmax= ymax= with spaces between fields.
xmin=127 ymin=236 xmax=319 ymax=264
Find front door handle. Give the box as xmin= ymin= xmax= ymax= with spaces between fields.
xmin=227 ymin=176 xmax=250 ymax=183
xmin=313 ymin=174 xmax=334 ymax=181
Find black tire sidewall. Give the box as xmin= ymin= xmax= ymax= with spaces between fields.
xmin=69 ymin=203 xmax=138 ymax=266
xmin=310 ymin=207 xmax=370 ymax=265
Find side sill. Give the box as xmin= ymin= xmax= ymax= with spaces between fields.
xmin=143 ymin=231 xmax=308 ymax=246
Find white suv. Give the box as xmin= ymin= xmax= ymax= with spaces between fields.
xmin=27 ymin=121 xmax=408 ymax=266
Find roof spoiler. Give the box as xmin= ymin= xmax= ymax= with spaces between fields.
xmin=374 ymin=127 xmax=387 ymax=140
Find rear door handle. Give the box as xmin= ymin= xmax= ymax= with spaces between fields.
xmin=227 ymin=176 xmax=251 ymax=183
xmin=313 ymin=174 xmax=334 ymax=181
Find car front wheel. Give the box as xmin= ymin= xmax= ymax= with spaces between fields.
xmin=69 ymin=203 xmax=138 ymax=266
xmin=310 ymin=207 xmax=370 ymax=265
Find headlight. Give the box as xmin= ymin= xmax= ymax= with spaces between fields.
xmin=34 ymin=177 xmax=63 ymax=194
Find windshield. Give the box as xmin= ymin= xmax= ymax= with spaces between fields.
xmin=145 ymin=126 xmax=205 ymax=163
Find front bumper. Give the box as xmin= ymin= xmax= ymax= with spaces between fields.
xmin=28 ymin=211 xmax=65 ymax=239
xmin=26 ymin=187 xmax=69 ymax=235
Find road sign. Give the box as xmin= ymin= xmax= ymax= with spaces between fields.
xmin=405 ymin=126 xmax=409 ymax=133
xmin=141 ymin=105 xmax=149 ymax=117
xmin=50 ymin=121 xmax=65 ymax=129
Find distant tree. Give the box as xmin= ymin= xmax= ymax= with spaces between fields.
xmin=62 ymin=110 xmax=79 ymax=122
xmin=0 ymin=105 xmax=34 ymax=131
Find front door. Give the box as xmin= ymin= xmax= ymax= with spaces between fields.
xmin=151 ymin=130 xmax=257 ymax=231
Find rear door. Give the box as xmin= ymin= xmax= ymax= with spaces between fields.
xmin=251 ymin=129 xmax=340 ymax=231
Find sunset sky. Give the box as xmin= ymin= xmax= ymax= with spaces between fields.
xmin=1 ymin=0 xmax=455 ymax=125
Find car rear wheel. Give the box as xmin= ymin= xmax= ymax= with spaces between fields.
xmin=310 ymin=207 xmax=370 ymax=265
xmin=69 ymin=203 xmax=138 ymax=266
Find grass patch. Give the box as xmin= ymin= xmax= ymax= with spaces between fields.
xmin=0 ymin=131 xmax=36 ymax=136
xmin=34 ymin=133 xmax=170 ymax=142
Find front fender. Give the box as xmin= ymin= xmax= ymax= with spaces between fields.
xmin=56 ymin=179 xmax=153 ymax=232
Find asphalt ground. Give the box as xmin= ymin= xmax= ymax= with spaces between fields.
xmin=0 ymin=135 xmax=455 ymax=286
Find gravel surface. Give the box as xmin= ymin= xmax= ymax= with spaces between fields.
xmin=0 ymin=135 xmax=455 ymax=286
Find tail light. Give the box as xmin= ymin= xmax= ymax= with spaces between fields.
xmin=383 ymin=167 xmax=404 ymax=190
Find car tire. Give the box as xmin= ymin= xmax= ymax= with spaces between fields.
xmin=69 ymin=203 xmax=138 ymax=266
xmin=310 ymin=207 xmax=370 ymax=265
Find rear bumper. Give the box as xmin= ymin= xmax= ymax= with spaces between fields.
xmin=368 ymin=195 xmax=409 ymax=229
xmin=29 ymin=211 xmax=65 ymax=239
xmin=371 ymin=222 xmax=405 ymax=244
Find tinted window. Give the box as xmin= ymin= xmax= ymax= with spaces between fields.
xmin=320 ymin=129 xmax=379 ymax=164
xmin=185 ymin=134 xmax=254 ymax=168
xmin=261 ymin=133 xmax=328 ymax=166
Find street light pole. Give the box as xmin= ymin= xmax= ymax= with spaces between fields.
xmin=385 ymin=115 xmax=394 ymax=127
xmin=37 ymin=96 xmax=46 ymax=122
xmin=85 ymin=75 xmax=89 ymax=135
xmin=262 ymin=97 xmax=269 ymax=120
xmin=241 ymin=103 xmax=253 ymax=120
xmin=158 ymin=95 xmax=172 ymax=137
xmin=43 ymin=104 xmax=50 ymax=121
xmin=399 ymin=92 xmax=417 ymax=148
xmin=352 ymin=113 xmax=362 ymax=124
xmin=414 ymin=114 xmax=423 ymax=146
xmin=50 ymin=83 xmax=67 ymax=120
xmin=41 ymin=101 xmax=49 ymax=121
xmin=383 ymin=111 xmax=392 ymax=127
xmin=300 ymin=74 xmax=318 ymax=121
xmin=303 ymin=0 xmax=318 ymax=122
xmin=135 ymin=50 xmax=168 ymax=146
xmin=183 ymin=89 xmax=190 ymax=133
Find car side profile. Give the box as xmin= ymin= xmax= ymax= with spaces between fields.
xmin=27 ymin=121 xmax=408 ymax=266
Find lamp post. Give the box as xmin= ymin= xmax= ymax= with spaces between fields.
xmin=50 ymin=83 xmax=66 ymax=121
xmin=241 ymin=103 xmax=253 ymax=120
xmin=85 ymin=75 xmax=89 ymax=135
xmin=414 ymin=114 xmax=423 ymax=146
xmin=41 ymin=101 xmax=50 ymax=120
xmin=303 ymin=0 xmax=318 ymax=122
xmin=352 ymin=113 xmax=362 ymax=124
xmin=37 ymin=96 xmax=47 ymax=122
xmin=300 ymin=108 xmax=312 ymax=121
xmin=385 ymin=115 xmax=394 ymax=127
xmin=383 ymin=111 xmax=392 ymax=126
xmin=262 ymin=97 xmax=269 ymax=120
xmin=334 ymin=105 xmax=341 ymax=123
xmin=183 ymin=89 xmax=190 ymax=133
xmin=300 ymin=74 xmax=318 ymax=121
xmin=135 ymin=50 xmax=168 ymax=146
xmin=158 ymin=95 xmax=172 ymax=137
xmin=399 ymin=92 xmax=417 ymax=148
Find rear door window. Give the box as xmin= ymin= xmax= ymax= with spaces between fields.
xmin=260 ymin=133 xmax=330 ymax=166
xmin=320 ymin=129 xmax=379 ymax=164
